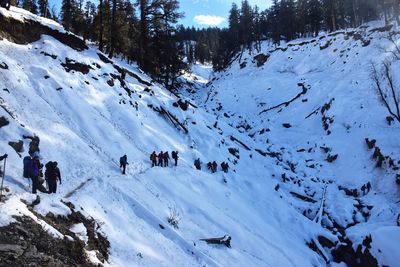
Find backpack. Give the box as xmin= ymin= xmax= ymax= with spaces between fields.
xmin=172 ymin=151 xmax=176 ymax=159
xmin=120 ymin=156 xmax=124 ymax=165
xmin=46 ymin=163 xmax=58 ymax=181
xmin=23 ymin=156 xmax=32 ymax=178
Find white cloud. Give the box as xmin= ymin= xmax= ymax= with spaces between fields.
xmin=194 ymin=15 xmax=225 ymax=26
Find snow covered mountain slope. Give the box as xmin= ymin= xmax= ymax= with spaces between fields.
xmin=183 ymin=21 xmax=400 ymax=267
xmin=0 ymin=7 xmax=337 ymax=267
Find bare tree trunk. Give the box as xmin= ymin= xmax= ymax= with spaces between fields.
xmin=331 ymin=9 xmax=337 ymax=32
xmin=99 ymin=0 xmax=104 ymax=52
xmin=372 ymin=63 xmax=400 ymax=122
xmin=109 ymin=0 xmax=116 ymax=58
xmin=139 ymin=0 xmax=148 ymax=72
xmin=383 ymin=62 xmax=400 ymax=118
xmin=44 ymin=0 xmax=48 ymax=18
xmin=394 ymin=0 xmax=400 ymax=24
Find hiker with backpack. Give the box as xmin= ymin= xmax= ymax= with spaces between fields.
xmin=212 ymin=161 xmax=217 ymax=173
xmin=24 ymin=155 xmax=40 ymax=194
xmin=163 ymin=151 xmax=170 ymax=167
xmin=158 ymin=151 xmax=164 ymax=167
xmin=119 ymin=155 xmax=129 ymax=174
xmin=0 ymin=154 xmax=7 ymax=175
xmin=194 ymin=158 xmax=201 ymax=170
xmin=0 ymin=154 xmax=7 ymax=161
xmin=221 ymin=162 xmax=229 ymax=173
xmin=150 ymin=151 xmax=157 ymax=167
xmin=171 ymin=151 xmax=179 ymax=166
xmin=45 ymin=161 xmax=61 ymax=194
xmin=207 ymin=162 xmax=212 ymax=172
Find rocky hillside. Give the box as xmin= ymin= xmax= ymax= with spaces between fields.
xmin=0 ymin=6 xmax=349 ymax=267
xmin=183 ymin=21 xmax=400 ymax=267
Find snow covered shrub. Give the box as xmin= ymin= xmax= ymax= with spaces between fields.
xmin=168 ymin=207 xmax=181 ymax=229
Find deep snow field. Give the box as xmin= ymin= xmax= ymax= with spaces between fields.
xmin=0 ymin=6 xmax=400 ymax=267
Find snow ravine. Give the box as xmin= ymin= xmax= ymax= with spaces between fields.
xmin=1 ymin=7 xmax=399 ymax=267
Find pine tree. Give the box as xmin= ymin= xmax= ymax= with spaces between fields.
xmin=239 ymin=0 xmax=254 ymax=51
xmin=38 ymin=0 xmax=49 ymax=17
xmin=280 ymin=0 xmax=297 ymax=41
xmin=23 ymin=0 xmax=38 ymax=14
xmin=228 ymin=3 xmax=241 ymax=53
xmin=269 ymin=0 xmax=281 ymax=46
xmin=109 ymin=0 xmax=117 ymax=58
xmin=308 ymin=0 xmax=323 ymax=37
xmin=61 ymin=0 xmax=73 ymax=31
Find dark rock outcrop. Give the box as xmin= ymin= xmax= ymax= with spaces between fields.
xmin=0 ymin=116 xmax=9 ymax=128
xmin=0 ymin=13 xmax=87 ymax=51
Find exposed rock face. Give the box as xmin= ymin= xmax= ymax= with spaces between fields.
xmin=0 ymin=203 xmax=110 ymax=267
xmin=0 ymin=216 xmax=92 ymax=267
xmin=8 ymin=140 xmax=23 ymax=153
xmin=61 ymin=58 xmax=93 ymax=74
xmin=253 ymin=53 xmax=269 ymax=67
xmin=0 ymin=116 xmax=9 ymax=128
xmin=0 ymin=14 xmax=87 ymax=51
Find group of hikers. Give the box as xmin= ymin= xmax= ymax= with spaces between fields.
xmin=19 ymin=136 xmax=62 ymax=195
xmin=149 ymin=151 xmax=179 ymax=168
xmin=119 ymin=151 xmax=180 ymax=174
xmin=23 ymin=152 xmax=62 ymax=194
xmin=194 ymin=159 xmax=229 ymax=173
xmin=360 ymin=182 xmax=372 ymax=196
xmin=119 ymin=152 xmax=230 ymax=175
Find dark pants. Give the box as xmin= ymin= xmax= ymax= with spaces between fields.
xmin=152 ymin=160 xmax=157 ymax=167
xmin=174 ymin=159 xmax=177 ymax=166
xmin=164 ymin=159 xmax=168 ymax=167
xmin=121 ymin=164 xmax=126 ymax=174
xmin=48 ymin=180 xmax=57 ymax=193
xmin=31 ymin=176 xmax=39 ymax=194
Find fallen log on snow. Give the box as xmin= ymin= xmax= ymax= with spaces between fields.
xmin=200 ymin=235 xmax=231 ymax=248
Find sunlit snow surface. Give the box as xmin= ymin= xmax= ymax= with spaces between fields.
xmin=1 ymin=7 xmax=399 ymax=267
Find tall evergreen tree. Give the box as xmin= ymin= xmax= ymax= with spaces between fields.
xmin=61 ymin=0 xmax=73 ymax=31
xmin=38 ymin=0 xmax=49 ymax=17
xmin=23 ymin=0 xmax=38 ymax=14
xmin=228 ymin=3 xmax=241 ymax=53
xmin=239 ymin=0 xmax=254 ymax=51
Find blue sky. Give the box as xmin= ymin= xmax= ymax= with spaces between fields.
xmin=179 ymin=0 xmax=272 ymax=28
xmin=49 ymin=0 xmax=272 ymax=28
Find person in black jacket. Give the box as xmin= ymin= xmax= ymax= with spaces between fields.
xmin=119 ymin=155 xmax=129 ymax=174
xmin=163 ymin=151 xmax=170 ymax=167
xmin=171 ymin=151 xmax=179 ymax=166
xmin=0 ymin=154 xmax=7 ymax=176
xmin=45 ymin=161 xmax=61 ymax=194
xmin=194 ymin=158 xmax=201 ymax=170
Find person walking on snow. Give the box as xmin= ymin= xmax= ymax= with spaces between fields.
xmin=163 ymin=151 xmax=170 ymax=167
xmin=150 ymin=151 xmax=157 ymax=167
xmin=45 ymin=161 xmax=61 ymax=194
xmin=120 ymin=155 xmax=129 ymax=174
xmin=0 ymin=154 xmax=7 ymax=176
xmin=221 ymin=162 xmax=229 ymax=173
xmin=171 ymin=151 xmax=179 ymax=166
xmin=212 ymin=161 xmax=217 ymax=173
xmin=194 ymin=158 xmax=201 ymax=170
xmin=158 ymin=151 xmax=164 ymax=167
xmin=27 ymin=155 xmax=40 ymax=194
